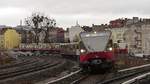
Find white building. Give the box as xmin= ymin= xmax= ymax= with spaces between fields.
xmin=141 ymin=25 xmax=150 ymax=55
xmin=111 ymin=28 xmax=128 ymax=43
xmin=123 ymin=26 xmax=139 ymax=53
xmin=69 ymin=22 xmax=84 ymax=42
xmin=123 ymin=24 xmax=150 ymax=56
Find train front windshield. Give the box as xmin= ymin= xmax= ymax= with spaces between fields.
xmin=80 ymin=31 xmax=111 ymax=52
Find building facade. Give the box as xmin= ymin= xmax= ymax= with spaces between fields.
xmin=0 ymin=28 xmax=6 ymax=49
xmin=69 ymin=22 xmax=84 ymax=42
xmin=0 ymin=35 xmax=4 ymax=49
xmin=4 ymin=29 xmax=21 ymax=49
xmin=15 ymin=25 xmax=35 ymax=43
xmin=111 ymin=28 xmax=128 ymax=43
xmin=48 ymin=27 xmax=65 ymax=43
xmin=123 ymin=24 xmax=150 ymax=55
xmin=141 ymin=25 xmax=150 ymax=55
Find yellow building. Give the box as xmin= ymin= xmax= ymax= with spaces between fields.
xmin=4 ymin=29 xmax=21 ymax=49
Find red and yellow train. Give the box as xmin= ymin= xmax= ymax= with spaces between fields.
xmin=79 ymin=31 xmax=127 ymax=72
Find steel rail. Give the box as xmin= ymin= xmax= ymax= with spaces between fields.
xmin=97 ymin=63 xmax=150 ymax=84
xmin=122 ymin=72 xmax=150 ymax=84
xmin=0 ymin=60 xmax=59 ymax=80
xmin=45 ymin=63 xmax=150 ymax=84
xmin=0 ymin=59 xmax=43 ymax=74
xmin=118 ymin=63 xmax=150 ymax=72
xmin=46 ymin=69 xmax=82 ymax=84
xmin=0 ymin=58 xmax=34 ymax=69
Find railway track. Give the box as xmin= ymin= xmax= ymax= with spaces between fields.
xmin=0 ymin=57 xmax=43 ymax=74
xmin=0 ymin=55 xmax=63 ymax=84
xmin=97 ymin=64 xmax=150 ymax=84
xmin=45 ymin=69 xmax=82 ymax=84
xmin=45 ymin=63 xmax=150 ymax=84
xmin=122 ymin=72 xmax=150 ymax=84
xmin=0 ymin=61 xmax=59 ymax=81
xmin=0 ymin=57 xmax=35 ymax=69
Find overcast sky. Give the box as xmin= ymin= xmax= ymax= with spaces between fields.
xmin=0 ymin=0 xmax=150 ymax=28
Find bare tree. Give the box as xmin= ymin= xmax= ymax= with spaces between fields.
xmin=25 ymin=12 xmax=56 ymax=44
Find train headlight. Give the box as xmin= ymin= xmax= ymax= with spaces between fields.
xmin=109 ymin=47 xmax=112 ymax=51
xmin=80 ymin=49 xmax=86 ymax=53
